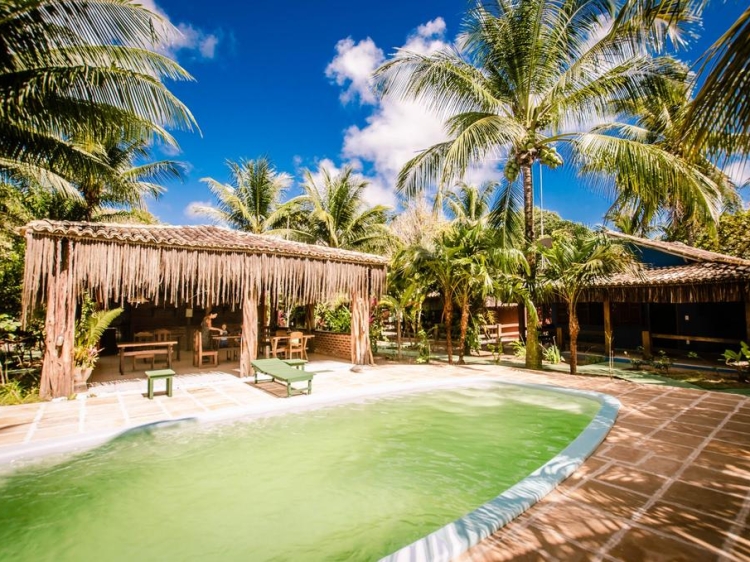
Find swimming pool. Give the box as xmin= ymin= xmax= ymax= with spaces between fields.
xmin=0 ymin=380 xmax=617 ymax=561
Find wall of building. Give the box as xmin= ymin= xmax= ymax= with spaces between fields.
xmin=313 ymin=331 xmax=351 ymax=360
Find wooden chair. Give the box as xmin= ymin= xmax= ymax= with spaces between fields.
xmin=153 ymin=329 xmax=171 ymax=365
xmin=193 ymin=332 xmax=219 ymax=367
xmin=286 ymin=331 xmax=305 ymax=360
xmin=133 ymin=331 xmax=155 ymax=366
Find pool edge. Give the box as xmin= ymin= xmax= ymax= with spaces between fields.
xmin=380 ymin=381 xmax=620 ymax=562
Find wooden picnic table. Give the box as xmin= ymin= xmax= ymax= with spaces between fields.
xmin=117 ymin=341 xmax=177 ymax=376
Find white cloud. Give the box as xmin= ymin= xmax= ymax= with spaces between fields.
xmin=324 ymin=17 xmax=500 ymax=211
xmin=137 ymin=0 xmax=219 ymax=60
xmin=325 ymin=37 xmax=384 ymax=105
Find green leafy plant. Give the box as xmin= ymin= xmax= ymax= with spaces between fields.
xmin=486 ymin=343 xmax=501 ymax=364
xmin=315 ymin=301 xmax=351 ymax=333
xmin=74 ymin=295 xmax=123 ymax=370
xmin=415 ymin=329 xmax=431 ymax=364
xmin=722 ymin=342 xmax=749 ymax=383
xmin=652 ymin=350 xmax=673 ymax=373
xmin=510 ymin=340 xmax=526 ymax=359
xmin=0 ymin=380 xmax=39 ymax=406
xmin=543 ymin=345 xmax=562 ymax=364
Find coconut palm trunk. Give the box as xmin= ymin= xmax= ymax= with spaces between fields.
xmin=444 ymin=298 xmax=454 ymax=364
xmin=457 ymin=295 xmax=471 ymax=365
xmin=568 ymin=301 xmax=580 ymax=375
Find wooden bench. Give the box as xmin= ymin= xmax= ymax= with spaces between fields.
xmin=118 ymin=341 xmax=176 ymax=376
xmin=145 ymin=369 xmax=175 ymax=399
xmin=122 ymin=349 xmax=170 ymax=371
xmin=251 ymin=359 xmax=313 ymax=397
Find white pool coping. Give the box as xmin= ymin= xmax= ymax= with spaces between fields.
xmin=0 ymin=376 xmax=619 ymax=562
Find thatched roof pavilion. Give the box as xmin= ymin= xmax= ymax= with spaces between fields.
xmin=21 ymin=220 xmax=388 ymax=399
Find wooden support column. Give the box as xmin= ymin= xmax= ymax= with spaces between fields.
xmin=603 ymin=297 xmax=612 ymax=356
xmin=304 ymin=303 xmax=316 ymax=332
xmin=40 ymin=239 xmax=77 ymax=399
xmin=240 ymin=287 xmax=259 ymax=377
xmin=350 ymin=292 xmax=371 ymax=365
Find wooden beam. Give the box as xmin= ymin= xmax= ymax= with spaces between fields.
xmin=240 ymin=287 xmax=258 ymax=377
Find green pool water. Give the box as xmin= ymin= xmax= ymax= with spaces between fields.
xmin=0 ymin=384 xmax=598 ymax=561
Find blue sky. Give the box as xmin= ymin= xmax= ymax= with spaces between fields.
xmin=143 ymin=0 xmax=748 ymax=229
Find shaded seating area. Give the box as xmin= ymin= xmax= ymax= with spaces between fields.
xmin=251 ymin=358 xmax=313 ymax=397
xmin=21 ymin=220 xmax=388 ymax=399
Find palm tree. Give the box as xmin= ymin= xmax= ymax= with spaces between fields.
xmin=683 ymin=7 xmax=750 ymax=157
xmin=444 ymin=181 xmax=498 ymax=224
xmin=0 ymin=0 xmax=197 ymax=184
xmin=374 ymin=0 xmax=716 ymax=367
xmin=539 ymin=232 xmax=639 ymax=375
xmin=70 ymin=134 xmax=185 ymax=221
xmin=192 ymin=158 xmax=293 ymax=233
xmin=290 ymin=166 xmax=394 ymax=253
xmin=602 ymin=76 xmax=739 ymax=241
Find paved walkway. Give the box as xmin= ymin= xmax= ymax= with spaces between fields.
xmin=0 ymin=361 xmax=748 ymax=561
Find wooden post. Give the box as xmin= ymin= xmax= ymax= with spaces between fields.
xmin=240 ymin=287 xmax=258 ymax=377
xmin=603 ymin=297 xmax=612 ymax=356
xmin=40 ymin=239 xmax=77 ymax=399
xmin=350 ymin=292 xmax=371 ymax=365
xmin=641 ymin=330 xmax=652 ymax=359
xmin=745 ymin=300 xmax=750 ymax=343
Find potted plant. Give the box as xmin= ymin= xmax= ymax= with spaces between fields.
xmin=73 ymin=296 xmax=122 ymax=387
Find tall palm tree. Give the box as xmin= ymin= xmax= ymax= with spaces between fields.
xmin=192 ymin=158 xmax=292 ymax=234
xmin=539 ymin=231 xmax=639 ymax=375
xmin=0 ymin=0 xmax=197 ymax=184
xmin=374 ymin=0 xmax=715 ymax=367
xmin=290 ymin=166 xmax=394 ymax=253
xmin=374 ymin=0 xmax=710 ymax=249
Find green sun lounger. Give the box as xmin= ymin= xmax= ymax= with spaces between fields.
xmin=251 ymin=358 xmax=313 ymax=397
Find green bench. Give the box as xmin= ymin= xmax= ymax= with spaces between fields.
xmin=250 ymin=359 xmax=312 ymax=397
xmin=145 ymin=369 xmax=176 ymax=399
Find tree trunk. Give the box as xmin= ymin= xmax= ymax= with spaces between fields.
xmin=350 ymin=292 xmax=371 ymax=365
xmin=40 ymin=240 xmax=77 ymax=399
xmin=444 ymin=298 xmax=454 ymax=365
xmin=240 ymin=286 xmax=259 ymax=377
xmin=457 ymin=295 xmax=470 ymax=365
xmin=524 ymin=298 xmax=543 ymax=370
xmin=520 ymin=157 xmax=542 ymax=370
xmin=396 ymin=310 xmax=402 ymax=360
xmin=568 ymin=300 xmax=579 ymax=375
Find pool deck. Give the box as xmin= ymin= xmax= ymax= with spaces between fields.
xmin=1 ymin=359 xmax=748 ymax=561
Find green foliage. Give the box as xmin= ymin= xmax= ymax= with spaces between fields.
xmin=690 ymin=210 xmax=750 ymax=260
xmin=543 ymin=345 xmax=562 ymax=364
xmin=74 ymin=296 xmax=123 ymax=369
xmin=652 ymin=350 xmax=673 ymax=373
xmin=315 ymin=301 xmax=351 ymax=333
xmin=723 ymin=342 xmax=750 ymax=383
xmin=0 ymin=380 xmax=40 ymax=406
xmin=415 ymin=329 xmax=431 ymax=364
xmin=510 ymin=340 xmax=526 ymax=359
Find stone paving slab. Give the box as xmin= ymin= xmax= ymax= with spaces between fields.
xmin=0 ymin=361 xmax=748 ymax=561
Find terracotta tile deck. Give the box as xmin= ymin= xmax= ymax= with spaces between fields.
xmin=0 ymin=360 xmax=748 ymax=561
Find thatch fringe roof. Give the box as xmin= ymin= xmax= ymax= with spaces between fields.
xmin=22 ymin=221 xmax=388 ymax=315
